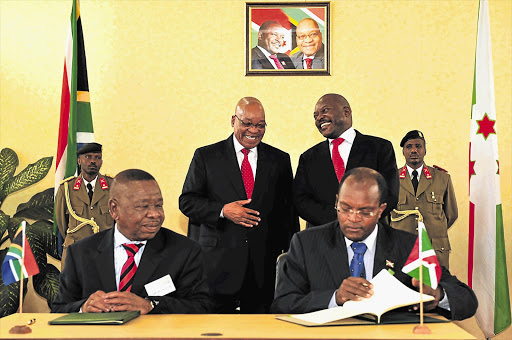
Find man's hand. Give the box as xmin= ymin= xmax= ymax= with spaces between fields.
xmin=103 ymin=291 xmax=153 ymax=315
xmin=410 ymin=278 xmax=444 ymax=311
xmin=82 ymin=290 xmax=111 ymax=313
xmin=335 ymin=277 xmax=374 ymax=305
xmin=223 ymin=199 xmax=261 ymax=227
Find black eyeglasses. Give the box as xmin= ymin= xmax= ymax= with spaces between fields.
xmin=233 ymin=115 xmax=267 ymax=130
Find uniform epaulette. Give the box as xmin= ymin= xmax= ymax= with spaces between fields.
xmin=433 ymin=165 xmax=448 ymax=173
xmin=60 ymin=176 xmax=75 ymax=184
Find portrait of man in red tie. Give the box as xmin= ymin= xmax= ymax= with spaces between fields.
xmin=291 ymin=18 xmax=325 ymax=70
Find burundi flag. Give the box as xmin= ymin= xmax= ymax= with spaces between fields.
xmin=2 ymin=222 xmax=39 ymax=286
xmin=468 ymin=0 xmax=511 ymax=337
xmin=54 ymin=0 xmax=94 ymax=234
xmin=402 ymin=221 xmax=441 ymax=290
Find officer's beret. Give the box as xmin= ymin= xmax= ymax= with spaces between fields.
xmin=77 ymin=142 xmax=102 ymax=155
xmin=400 ymin=130 xmax=425 ymax=147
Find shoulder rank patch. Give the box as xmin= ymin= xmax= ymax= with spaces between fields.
xmin=73 ymin=177 xmax=82 ymax=190
xmin=399 ymin=166 xmax=407 ymax=179
xmin=423 ymin=166 xmax=432 ymax=179
xmin=99 ymin=177 xmax=109 ymax=190
xmin=433 ymin=165 xmax=448 ymax=173
xmin=60 ymin=176 xmax=75 ymax=185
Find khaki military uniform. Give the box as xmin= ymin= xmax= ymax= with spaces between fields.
xmin=391 ymin=164 xmax=458 ymax=268
xmin=55 ymin=173 xmax=115 ymax=267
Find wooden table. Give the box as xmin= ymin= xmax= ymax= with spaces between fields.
xmin=0 ymin=313 xmax=475 ymax=339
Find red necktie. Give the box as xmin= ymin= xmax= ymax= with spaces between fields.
xmin=119 ymin=243 xmax=142 ymax=292
xmin=332 ymin=138 xmax=346 ymax=182
xmin=269 ymin=54 xmax=284 ymax=69
xmin=305 ymin=58 xmax=313 ymax=69
xmin=241 ymin=149 xmax=254 ymax=199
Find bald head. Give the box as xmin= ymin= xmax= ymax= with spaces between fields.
xmin=338 ymin=167 xmax=388 ymax=205
xmin=314 ymin=93 xmax=353 ymax=139
xmin=232 ymin=97 xmax=266 ymax=149
xmin=110 ymin=169 xmax=156 ymax=199
xmin=296 ymin=18 xmax=323 ymax=57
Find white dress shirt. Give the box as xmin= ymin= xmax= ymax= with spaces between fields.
xmin=113 ymin=224 xmax=147 ymax=290
xmin=328 ymin=127 xmax=356 ymax=166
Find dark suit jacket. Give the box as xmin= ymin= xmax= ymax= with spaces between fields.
xmin=179 ymin=135 xmax=299 ymax=302
xmin=291 ymin=44 xmax=325 ymax=69
xmin=251 ymin=46 xmax=295 ymax=69
xmin=271 ymin=221 xmax=478 ymax=321
xmin=294 ymin=130 xmax=399 ymax=226
xmin=51 ymin=228 xmax=214 ymax=314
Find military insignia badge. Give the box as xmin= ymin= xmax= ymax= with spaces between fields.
xmin=73 ymin=177 xmax=82 ymax=190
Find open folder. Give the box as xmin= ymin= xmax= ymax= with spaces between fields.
xmin=49 ymin=311 xmax=140 ymax=325
xmin=276 ymin=269 xmax=448 ymax=326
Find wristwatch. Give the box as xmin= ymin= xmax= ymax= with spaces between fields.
xmin=145 ymin=297 xmax=159 ymax=310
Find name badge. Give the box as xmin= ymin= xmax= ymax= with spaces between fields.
xmin=144 ymin=274 xmax=175 ymax=296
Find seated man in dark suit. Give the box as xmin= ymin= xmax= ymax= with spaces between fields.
xmin=272 ymin=167 xmax=478 ymax=321
xmin=52 ymin=169 xmax=214 ymax=314
xmin=251 ymin=20 xmax=294 ymax=70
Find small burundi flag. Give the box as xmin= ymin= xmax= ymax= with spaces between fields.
xmin=402 ymin=221 xmax=441 ymax=289
xmin=1 ymin=221 xmax=39 ymax=286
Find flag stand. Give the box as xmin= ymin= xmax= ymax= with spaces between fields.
xmin=9 ymin=221 xmax=32 ymax=335
xmin=391 ymin=209 xmax=433 ymax=334
xmin=413 ymin=260 xmax=431 ymax=334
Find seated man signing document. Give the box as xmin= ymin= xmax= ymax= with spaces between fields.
xmin=271 ymin=167 xmax=477 ymax=321
xmin=52 ymin=169 xmax=214 ymax=314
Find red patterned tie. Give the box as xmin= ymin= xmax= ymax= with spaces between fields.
xmin=305 ymin=58 xmax=313 ymax=69
xmin=269 ymin=54 xmax=284 ymax=69
xmin=332 ymin=138 xmax=346 ymax=182
xmin=241 ymin=149 xmax=254 ymax=199
xmin=119 ymin=243 xmax=142 ymax=292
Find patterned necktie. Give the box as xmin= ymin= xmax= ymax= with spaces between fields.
xmin=305 ymin=58 xmax=313 ymax=69
xmin=332 ymin=138 xmax=346 ymax=182
xmin=350 ymin=242 xmax=367 ymax=278
xmin=241 ymin=149 xmax=254 ymax=199
xmin=119 ymin=243 xmax=143 ymax=292
xmin=86 ymin=183 xmax=93 ymax=203
xmin=269 ymin=54 xmax=284 ymax=69
xmin=412 ymin=170 xmax=419 ymax=194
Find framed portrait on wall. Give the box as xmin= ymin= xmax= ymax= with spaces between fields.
xmin=246 ymin=2 xmax=330 ymax=76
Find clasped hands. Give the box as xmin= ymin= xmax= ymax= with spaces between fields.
xmin=223 ymin=199 xmax=260 ymax=227
xmin=335 ymin=277 xmax=443 ymax=311
xmin=82 ymin=290 xmax=153 ymax=314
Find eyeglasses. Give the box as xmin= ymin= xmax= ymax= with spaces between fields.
xmin=297 ymin=31 xmax=320 ymax=41
xmin=233 ymin=115 xmax=267 ymax=130
xmin=335 ymin=204 xmax=376 ymax=219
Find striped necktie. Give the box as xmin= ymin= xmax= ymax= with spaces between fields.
xmin=119 ymin=243 xmax=143 ymax=292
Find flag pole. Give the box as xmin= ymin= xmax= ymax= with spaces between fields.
xmin=9 ymin=221 xmax=32 ymax=335
xmin=413 ymin=215 xmax=431 ymax=334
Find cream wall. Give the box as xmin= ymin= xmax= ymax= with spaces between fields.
xmin=1 ymin=0 xmax=511 ymax=338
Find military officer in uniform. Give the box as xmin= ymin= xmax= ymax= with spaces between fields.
xmin=391 ymin=130 xmax=458 ymax=268
xmin=55 ymin=142 xmax=115 ymax=268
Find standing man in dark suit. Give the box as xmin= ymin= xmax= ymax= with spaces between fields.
xmin=54 ymin=142 xmax=115 ymax=267
xmin=294 ymin=93 xmax=399 ymax=227
xmin=179 ymin=97 xmax=299 ymax=313
xmin=272 ymin=167 xmax=477 ymax=321
xmin=391 ymin=130 xmax=458 ymax=269
xmin=251 ymin=21 xmax=294 ymax=70
xmin=52 ymin=169 xmax=214 ymax=314
xmin=291 ymin=18 xmax=325 ymax=69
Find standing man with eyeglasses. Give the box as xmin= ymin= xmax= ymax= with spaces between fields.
xmin=272 ymin=167 xmax=477 ymax=322
xmin=55 ymin=142 xmax=115 ymax=268
xmin=294 ymin=93 xmax=399 ymax=228
xmin=291 ymin=18 xmax=325 ymax=69
xmin=251 ymin=20 xmax=295 ymax=70
xmin=180 ymin=97 xmax=299 ymax=313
